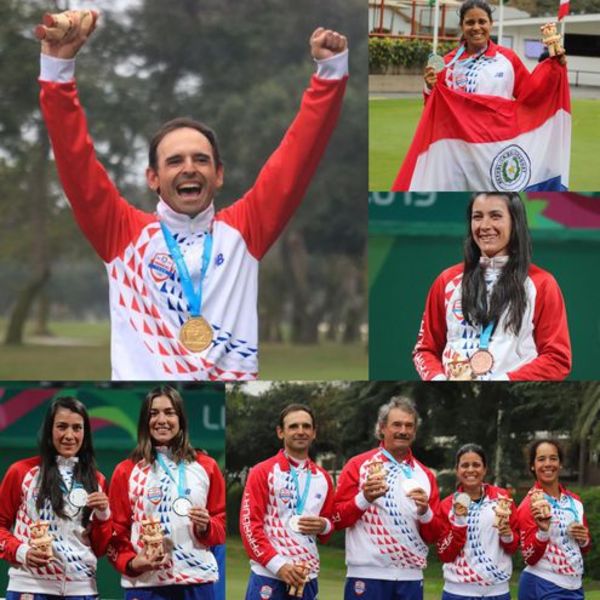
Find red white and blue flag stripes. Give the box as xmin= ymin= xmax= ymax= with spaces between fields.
xmin=392 ymin=59 xmax=570 ymax=191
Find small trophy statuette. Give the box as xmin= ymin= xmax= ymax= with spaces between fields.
xmin=29 ymin=521 xmax=53 ymax=559
xmin=288 ymin=562 xmax=311 ymax=597
xmin=34 ymin=10 xmax=96 ymax=43
xmin=530 ymin=489 xmax=552 ymax=520
xmin=540 ymin=22 xmax=564 ymax=57
xmin=493 ymin=496 xmax=513 ymax=529
xmin=140 ymin=517 xmax=165 ymax=561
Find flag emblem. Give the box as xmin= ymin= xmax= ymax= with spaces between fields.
xmin=491 ymin=145 xmax=531 ymax=191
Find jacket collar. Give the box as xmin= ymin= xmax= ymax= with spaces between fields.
xmin=156 ymin=197 xmax=214 ymax=235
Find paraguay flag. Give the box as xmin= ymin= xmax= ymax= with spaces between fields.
xmin=558 ymin=0 xmax=570 ymax=20
xmin=392 ymin=59 xmax=571 ymax=191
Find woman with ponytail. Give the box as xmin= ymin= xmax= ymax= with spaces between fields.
xmin=413 ymin=192 xmax=571 ymax=380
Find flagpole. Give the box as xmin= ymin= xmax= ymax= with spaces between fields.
xmin=432 ymin=0 xmax=441 ymax=53
xmin=498 ymin=0 xmax=504 ymax=46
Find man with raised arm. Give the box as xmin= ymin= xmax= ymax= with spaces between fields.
xmin=333 ymin=396 xmax=442 ymax=600
xmin=239 ymin=404 xmax=335 ymax=599
xmin=37 ymin=10 xmax=348 ymax=380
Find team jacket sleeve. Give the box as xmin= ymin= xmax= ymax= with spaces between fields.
xmin=194 ymin=458 xmax=226 ymax=546
xmin=215 ymin=53 xmax=348 ymax=261
xmin=0 ymin=463 xmax=27 ymax=564
xmin=507 ymin=273 xmax=571 ymax=381
xmin=317 ymin=470 xmax=336 ymax=545
xmin=39 ymin=55 xmax=154 ymax=263
xmin=332 ymin=458 xmax=370 ymax=530
xmin=89 ymin=472 xmax=114 ymax=557
xmin=107 ymin=461 xmax=138 ymax=575
xmin=506 ymin=50 xmax=532 ymax=100
xmin=436 ymin=496 xmax=468 ymax=563
xmin=518 ymin=496 xmax=548 ymax=566
xmin=413 ymin=272 xmax=448 ymax=381
xmin=239 ymin=464 xmax=281 ymax=572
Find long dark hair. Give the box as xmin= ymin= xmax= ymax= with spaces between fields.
xmin=130 ymin=386 xmax=197 ymax=464
xmin=461 ymin=192 xmax=531 ymax=335
xmin=36 ymin=397 xmax=98 ymax=527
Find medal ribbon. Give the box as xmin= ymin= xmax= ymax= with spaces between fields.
xmin=446 ymin=43 xmax=488 ymax=70
xmin=380 ymin=448 xmax=413 ymax=479
xmin=478 ymin=321 xmax=495 ymax=351
xmin=544 ymin=492 xmax=579 ymax=523
xmin=289 ymin=465 xmax=312 ymax=516
xmin=156 ymin=453 xmax=188 ymax=499
xmin=160 ymin=221 xmax=213 ymax=317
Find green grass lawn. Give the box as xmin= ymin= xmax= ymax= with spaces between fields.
xmin=0 ymin=320 xmax=367 ymax=380
xmin=227 ymin=536 xmax=600 ymax=599
xmin=369 ymin=97 xmax=600 ymax=191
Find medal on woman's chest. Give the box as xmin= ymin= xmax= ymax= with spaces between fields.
xmin=180 ymin=316 xmax=213 ymax=353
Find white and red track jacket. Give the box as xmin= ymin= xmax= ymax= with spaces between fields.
xmin=107 ymin=450 xmax=225 ymax=588
xmin=413 ymin=262 xmax=571 ymax=381
xmin=39 ymin=51 xmax=348 ymax=381
xmin=437 ymin=484 xmax=519 ymax=597
xmin=0 ymin=456 xmax=112 ymax=596
xmin=517 ymin=483 xmax=591 ymax=591
xmin=239 ymin=450 xmax=335 ymax=580
xmin=425 ymin=40 xmax=531 ymax=101
xmin=332 ymin=447 xmax=442 ymax=581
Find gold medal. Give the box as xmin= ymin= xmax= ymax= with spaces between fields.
xmin=180 ymin=316 xmax=213 ymax=353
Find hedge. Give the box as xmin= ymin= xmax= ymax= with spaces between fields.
xmin=369 ymin=36 xmax=456 ymax=73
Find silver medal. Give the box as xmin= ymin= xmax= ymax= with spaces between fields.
xmin=289 ymin=515 xmax=302 ymax=533
xmin=427 ymin=53 xmax=445 ymax=73
xmin=68 ymin=487 xmax=88 ymax=508
xmin=172 ymin=496 xmax=193 ymax=517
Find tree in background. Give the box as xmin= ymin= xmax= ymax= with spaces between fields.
xmin=1 ymin=0 xmax=367 ymax=347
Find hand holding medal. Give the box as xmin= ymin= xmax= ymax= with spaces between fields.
xmin=188 ymin=506 xmax=210 ymax=533
xmin=290 ymin=515 xmax=326 ymax=536
xmin=453 ymin=492 xmax=471 ymax=518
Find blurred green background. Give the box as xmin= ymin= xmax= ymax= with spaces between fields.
xmin=0 ymin=382 xmax=225 ymax=598
xmin=369 ymin=193 xmax=600 ymax=379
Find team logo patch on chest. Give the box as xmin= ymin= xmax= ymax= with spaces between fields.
xmin=452 ymin=299 xmax=464 ymax=321
xmin=279 ymin=488 xmax=295 ymax=503
xmin=147 ymin=486 xmax=163 ymax=504
xmin=259 ymin=584 xmax=273 ymax=598
xmin=148 ymin=253 xmax=176 ymax=283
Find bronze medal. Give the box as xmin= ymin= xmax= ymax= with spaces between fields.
xmin=179 ymin=316 xmax=213 ymax=353
xmin=469 ymin=349 xmax=494 ymax=376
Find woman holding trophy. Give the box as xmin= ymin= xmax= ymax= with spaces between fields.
xmin=423 ymin=0 xmax=566 ymax=99
xmin=107 ymin=386 xmax=225 ymax=600
xmin=413 ymin=192 xmax=571 ymax=381
xmin=436 ymin=444 xmax=519 ymax=600
xmin=0 ymin=397 xmax=112 ymax=599
xmin=517 ymin=440 xmax=591 ymax=600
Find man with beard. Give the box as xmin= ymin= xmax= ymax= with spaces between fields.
xmin=37 ymin=10 xmax=348 ymax=380
xmin=239 ymin=404 xmax=335 ymax=599
xmin=333 ymin=396 xmax=442 ymax=600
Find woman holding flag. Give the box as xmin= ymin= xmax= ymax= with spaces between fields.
xmin=413 ymin=192 xmax=571 ymax=381
xmin=107 ymin=385 xmax=225 ymax=599
xmin=393 ymin=0 xmax=571 ymax=191
xmin=0 ymin=397 xmax=112 ymax=599
xmin=423 ymin=0 xmax=566 ymax=99
xmin=517 ymin=439 xmax=591 ymax=599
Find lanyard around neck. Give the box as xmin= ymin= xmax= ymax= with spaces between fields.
xmin=380 ymin=448 xmax=413 ymax=479
xmin=160 ymin=222 xmax=212 ymax=317
xmin=156 ymin=452 xmax=188 ymax=498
